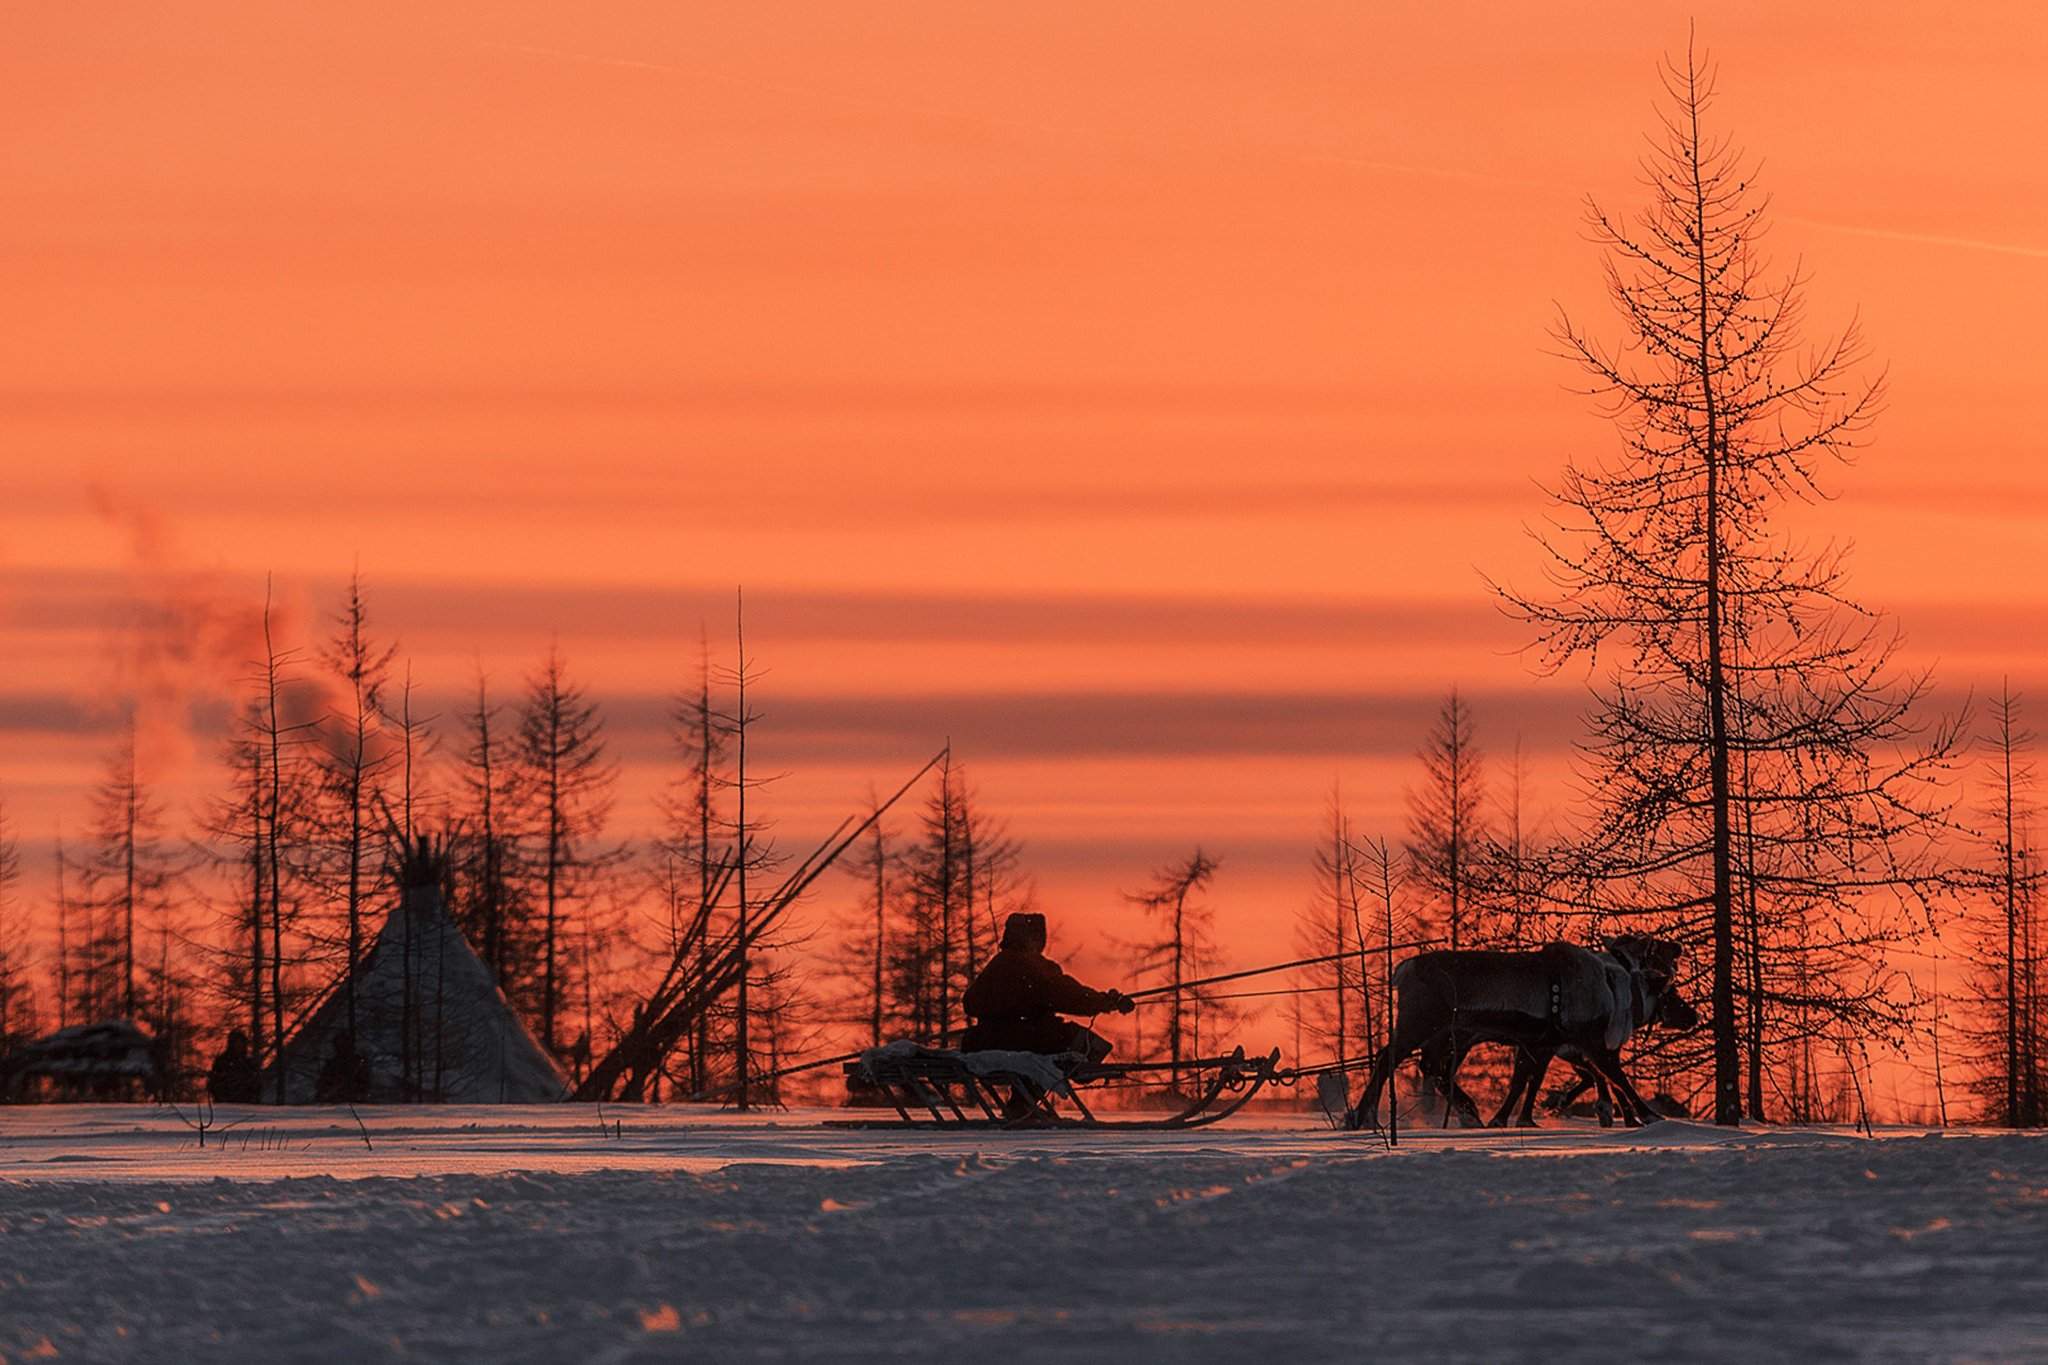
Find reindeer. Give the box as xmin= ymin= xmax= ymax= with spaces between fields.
xmin=1405 ymin=937 xmax=1696 ymax=1129
xmin=1484 ymin=937 xmax=1699 ymax=1127
xmin=1344 ymin=934 xmax=1694 ymax=1132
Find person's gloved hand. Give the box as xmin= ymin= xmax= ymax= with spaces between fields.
xmin=1109 ymin=990 xmax=1137 ymax=1014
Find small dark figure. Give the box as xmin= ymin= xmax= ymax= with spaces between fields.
xmin=960 ymin=912 xmax=1135 ymax=1062
xmin=315 ymin=1035 xmax=371 ymax=1103
xmin=208 ymin=1029 xmax=259 ymax=1105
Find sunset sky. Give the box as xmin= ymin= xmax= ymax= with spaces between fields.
xmin=3 ymin=2 xmax=2045 ymax=998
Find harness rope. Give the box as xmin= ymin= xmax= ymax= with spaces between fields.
xmin=691 ymin=936 xmax=1650 ymax=1115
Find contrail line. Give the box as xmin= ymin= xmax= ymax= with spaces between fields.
xmin=1783 ymin=215 xmax=2048 ymax=262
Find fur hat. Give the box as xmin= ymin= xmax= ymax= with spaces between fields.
xmin=1001 ymin=912 xmax=1048 ymax=950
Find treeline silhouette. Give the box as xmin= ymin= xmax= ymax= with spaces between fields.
xmin=0 ymin=563 xmax=2035 ymax=1125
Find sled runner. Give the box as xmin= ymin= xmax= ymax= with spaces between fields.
xmin=833 ymin=1041 xmax=1283 ymax=1130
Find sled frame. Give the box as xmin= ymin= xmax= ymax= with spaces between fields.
xmin=831 ymin=1045 xmax=1283 ymax=1131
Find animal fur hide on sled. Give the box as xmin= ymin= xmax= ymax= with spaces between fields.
xmin=858 ymin=1040 xmax=1075 ymax=1096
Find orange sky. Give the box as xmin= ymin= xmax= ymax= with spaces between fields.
xmin=3 ymin=3 xmax=2045 ymax=1014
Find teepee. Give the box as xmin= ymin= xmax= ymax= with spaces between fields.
xmin=272 ymin=835 xmax=568 ymax=1103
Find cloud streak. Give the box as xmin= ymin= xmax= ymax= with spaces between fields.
xmin=0 ymin=679 xmax=1593 ymax=760
xmin=1783 ymin=215 xmax=2048 ymax=262
xmin=9 ymin=565 xmax=2043 ymax=671
xmin=0 ymin=565 xmax=1526 ymax=651
xmin=423 ymin=686 xmax=1596 ymax=763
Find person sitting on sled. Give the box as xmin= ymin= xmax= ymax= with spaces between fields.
xmin=959 ymin=912 xmax=1136 ymax=1063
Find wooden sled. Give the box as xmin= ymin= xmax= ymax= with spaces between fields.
xmin=830 ymin=1044 xmax=1283 ymax=1131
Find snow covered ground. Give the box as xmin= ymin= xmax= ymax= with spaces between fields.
xmin=4 ymin=1106 xmax=2047 ymax=1362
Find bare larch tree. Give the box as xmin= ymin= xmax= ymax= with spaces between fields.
xmin=385 ymin=663 xmax=440 ymax=1098
xmin=1406 ymin=690 xmax=1489 ymax=951
xmin=1967 ymin=683 xmax=2044 ymax=1125
xmin=53 ymin=834 xmax=72 ymax=1031
xmin=312 ymin=573 xmax=397 ymax=1053
xmin=889 ymin=755 xmax=1023 ymax=1046
xmin=74 ymin=718 xmax=177 ymax=1024
xmin=654 ymin=632 xmax=730 ymax=1095
xmin=833 ymin=789 xmax=895 ymax=1048
xmin=455 ymin=670 xmax=526 ymax=996
xmin=716 ymin=596 xmax=788 ymax=1108
xmin=1484 ymin=736 xmax=1555 ymax=947
xmin=513 ymin=645 xmax=620 ymax=1060
xmin=252 ymin=582 xmax=318 ymax=1102
xmin=1494 ymin=41 xmax=1962 ymax=1124
xmin=1124 ymin=848 xmax=1222 ymax=1094
xmin=1289 ymin=789 xmax=1368 ymax=1072
xmin=195 ymin=705 xmax=269 ymax=1076
xmin=0 ymin=794 xmax=33 ymax=1051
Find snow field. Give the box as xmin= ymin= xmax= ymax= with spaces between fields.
xmin=2 ymin=1109 xmax=2046 ymax=1362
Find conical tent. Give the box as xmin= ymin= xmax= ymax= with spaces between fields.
xmin=272 ymin=839 xmax=568 ymax=1103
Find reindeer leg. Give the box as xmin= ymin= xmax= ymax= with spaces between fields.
xmin=1349 ymin=980 xmax=1459 ymax=1133
xmin=1488 ymin=1049 xmax=1526 ymax=1128
xmin=1433 ymin=1031 xmax=1485 ymax=1128
xmin=1546 ymin=1067 xmax=1593 ymax=1118
xmin=1453 ymin=1055 xmax=1487 ymax=1128
xmin=1507 ymin=1044 xmax=1556 ymax=1127
xmin=1412 ymin=1026 xmax=1472 ymax=1128
xmin=1521 ymin=1061 xmax=1549 ymax=1127
xmin=1354 ymin=1028 xmax=1441 ymax=1133
xmin=1560 ymin=1050 xmax=1619 ymax=1126
xmin=1416 ymin=1032 xmax=1452 ymax=1127
xmin=1345 ymin=1044 xmax=1397 ymax=1131
xmin=1601 ymin=1059 xmax=1650 ymax=1126
xmin=1490 ymin=1042 xmax=1539 ymax=1127
xmin=1349 ymin=1001 xmax=1446 ymax=1131
xmin=1589 ymin=1048 xmax=1660 ymax=1127
xmin=1550 ymin=1049 xmax=1614 ymax=1126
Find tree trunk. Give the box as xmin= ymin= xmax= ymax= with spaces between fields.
xmin=55 ymin=842 xmax=71 ymax=1031
xmin=249 ymin=748 xmax=265 ymax=1065
xmin=734 ymin=597 xmax=750 ymax=1111
xmin=543 ymin=698 xmax=562 ymax=1056
xmin=122 ymin=755 xmax=137 ymax=1019
xmin=1684 ymin=80 xmax=1741 ymax=1125
xmin=266 ymin=629 xmax=288 ymax=1105
xmin=871 ymin=820 xmax=886 ymax=1047
xmin=2005 ymin=699 xmax=2020 ymax=1127
xmin=1170 ymin=885 xmax=1185 ymax=1089
xmin=694 ymin=661 xmax=715 ymax=1094
xmin=937 ymin=760 xmax=954 ymax=1042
